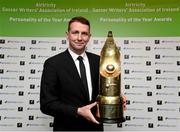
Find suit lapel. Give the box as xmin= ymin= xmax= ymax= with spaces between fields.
xmin=63 ymin=50 xmax=80 ymax=79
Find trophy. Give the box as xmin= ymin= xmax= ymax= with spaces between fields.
xmin=96 ymin=31 xmax=125 ymax=123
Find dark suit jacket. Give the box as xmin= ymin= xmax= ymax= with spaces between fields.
xmin=40 ymin=49 xmax=103 ymax=131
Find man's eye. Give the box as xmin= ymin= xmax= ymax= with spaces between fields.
xmin=71 ymin=31 xmax=89 ymax=36
xmin=72 ymin=31 xmax=79 ymax=34
xmin=82 ymin=32 xmax=88 ymax=36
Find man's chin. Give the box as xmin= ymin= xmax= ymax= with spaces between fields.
xmin=76 ymin=46 xmax=85 ymax=50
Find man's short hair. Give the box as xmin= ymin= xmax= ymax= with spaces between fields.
xmin=68 ymin=16 xmax=90 ymax=31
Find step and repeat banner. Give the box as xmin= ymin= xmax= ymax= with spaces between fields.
xmin=0 ymin=0 xmax=180 ymax=131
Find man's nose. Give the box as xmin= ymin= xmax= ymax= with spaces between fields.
xmin=77 ymin=33 xmax=83 ymax=40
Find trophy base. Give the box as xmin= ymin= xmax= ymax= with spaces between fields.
xmin=97 ymin=117 xmax=126 ymax=124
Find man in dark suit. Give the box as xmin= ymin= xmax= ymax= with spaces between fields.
xmin=40 ymin=16 xmax=103 ymax=131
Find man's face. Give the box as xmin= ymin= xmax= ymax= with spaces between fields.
xmin=66 ymin=21 xmax=91 ymax=55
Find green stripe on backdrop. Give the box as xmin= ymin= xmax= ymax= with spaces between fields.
xmin=0 ymin=0 xmax=180 ymax=37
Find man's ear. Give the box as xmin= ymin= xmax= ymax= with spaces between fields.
xmin=66 ymin=31 xmax=69 ymax=39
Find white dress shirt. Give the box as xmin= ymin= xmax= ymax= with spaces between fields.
xmin=68 ymin=48 xmax=92 ymax=101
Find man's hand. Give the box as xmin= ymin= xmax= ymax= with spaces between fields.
xmin=77 ymin=102 xmax=99 ymax=124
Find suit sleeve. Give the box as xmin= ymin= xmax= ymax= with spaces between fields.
xmin=40 ymin=59 xmax=78 ymax=118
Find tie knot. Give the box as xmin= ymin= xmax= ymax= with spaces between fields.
xmin=77 ymin=56 xmax=83 ymax=61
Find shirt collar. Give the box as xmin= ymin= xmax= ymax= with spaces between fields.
xmin=68 ymin=48 xmax=87 ymax=61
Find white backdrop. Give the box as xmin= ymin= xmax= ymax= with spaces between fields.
xmin=0 ymin=36 xmax=180 ymax=131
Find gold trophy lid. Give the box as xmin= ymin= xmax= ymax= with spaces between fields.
xmin=99 ymin=31 xmax=120 ymax=77
xmin=107 ymin=31 xmax=113 ymax=37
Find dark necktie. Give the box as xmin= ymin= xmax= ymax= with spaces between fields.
xmin=77 ymin=56 xmax=89 ymax=100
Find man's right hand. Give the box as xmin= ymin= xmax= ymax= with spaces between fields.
xmin=77 ymin=102 xmax=99 ymax=124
